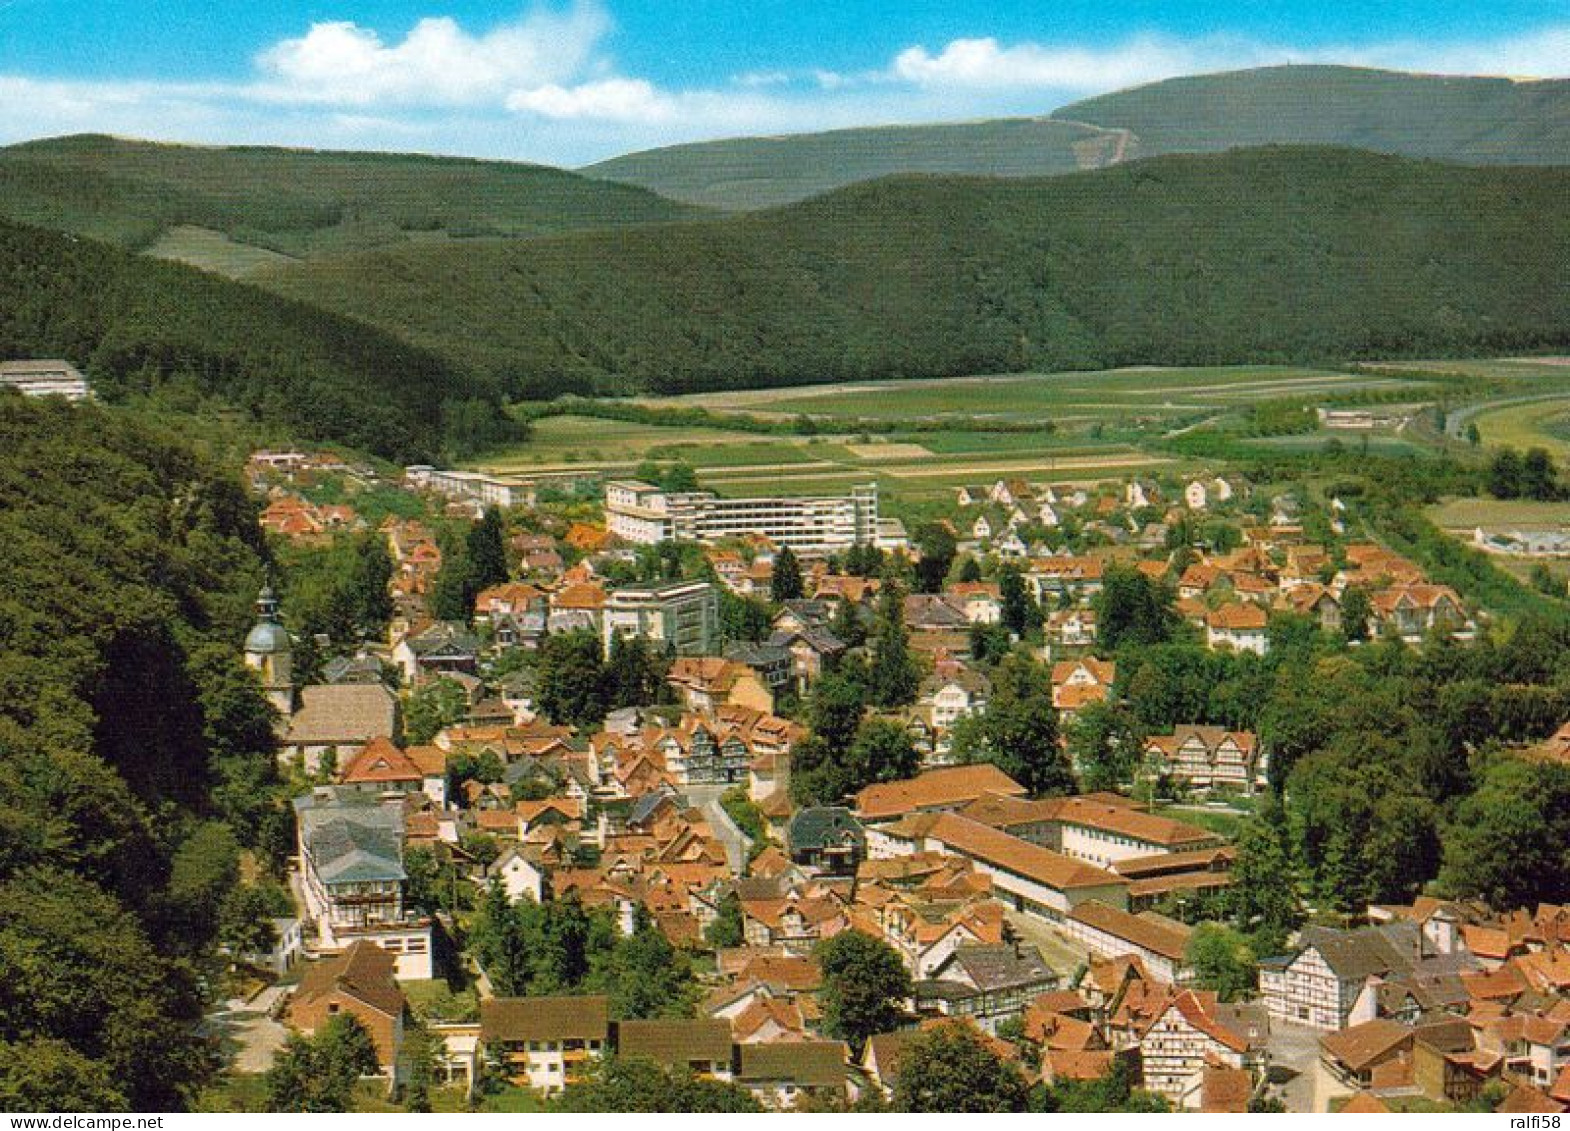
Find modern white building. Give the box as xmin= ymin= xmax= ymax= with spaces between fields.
xmin=601 ymin=579 xmax=719 ymax=658
xmin=0 ymin=359 xmax=90 ymax=400
xmin=604 ymin=480 xmax=882 ymax=551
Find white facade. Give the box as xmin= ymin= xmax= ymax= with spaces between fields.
xmin=605 ymin=480 xmax=881 ymax=551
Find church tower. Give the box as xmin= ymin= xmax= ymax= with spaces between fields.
xmin=244 ymin=585 xmax=295 ymax=716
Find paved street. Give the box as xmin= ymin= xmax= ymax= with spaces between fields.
xmin=1002 ymin=908 xmax=1094 ymax=976
xmin=1265 ymin=1018 xmax=1324 ymax=1113
xmin=202 ymin=984 xmax=290 ymax=1074
xmin=686 ymin=783 xmax=750 ymax=874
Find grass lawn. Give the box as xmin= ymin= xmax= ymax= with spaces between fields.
xmin=195 ymin=1073 xmax=270 ymax=1112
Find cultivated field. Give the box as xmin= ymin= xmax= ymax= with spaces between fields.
xmin=470 ymin=361 xmax=1568 ymax=508
xmin=1427 ymin=497 xmax=1570 ymax=530
xmin=656 ymin=365 xmax=1432 ymax=423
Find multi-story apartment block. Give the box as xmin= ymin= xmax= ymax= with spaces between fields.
xmin=604 ymin=480 xmax=881 ymax=552
xmin=601 ymin=579 xmax=719 ymax=658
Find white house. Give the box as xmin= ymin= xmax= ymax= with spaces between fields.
xmin=485 ymin=845 xmax=546 ymax=904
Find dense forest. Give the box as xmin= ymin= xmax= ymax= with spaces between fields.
xmin=260 ymin=147 xmax=1570 ymax=400
xmin=0 ymin=396 xmax=286 ymax=1110
xmin=0 ymin=218 xmax=513 ymax=461
xmin=0 ymin=135 xmax=705 ymax=263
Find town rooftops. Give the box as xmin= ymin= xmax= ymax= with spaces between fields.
xmin=856 ymin=764 xmax=1026 ymax=821
xmin=480 ymin=995 xmax=610 ymax=1043
xmin=1319 ymin=1017 xmax=1413 ymax=1074
xmin=925 ymin=813 xmax=1127 ymax=893
xmin=284 ymin=683 xmax=398 ymax=746
xmin=294 ymin=794 xmax=405 ymax=884
xmin=616 ymin=1019 xmax=733 ymax=1067
xmin=1047 ymin=797 xmax=1219 ymax=850
xmin=1068 ymin=900 xmax=1192 ymax=963
xmin=943 ymin=943 xmax=1056 ymax=992
xmin=736 ymin=1040 xmax=849 ymax=1088
xmin=291 ymin=940 xmax=405 ymax=1020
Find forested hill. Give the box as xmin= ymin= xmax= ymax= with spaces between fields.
xmin=0 ymin=134 xmax=706 ymax=276
xmin=258 ymin=147 xmax=1570 ymax=399
xmin=582 ymin=117 xmax=1125 ymax=211
xmin=1053 ymin=65 xmax=1570 ymax=165
xmin=0 ymin=396 xmax=280 ymax=1110
xmin=0 ymin=217 xmax=512 ymax=461
xmin=585 ymin=65 xmax=1570 ymax=210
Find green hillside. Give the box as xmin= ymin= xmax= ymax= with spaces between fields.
xmin=1054 ymin=65 xmax=1570 ymax=164
xmin=0 ymin=134 xmax=705 ymax=275
xmin=258 ymin=147 xmax=1570 ymax=400
xmin=582 ymin=117 xmax=1127 ymax=210
xmin=585 ymin=65 xmax=1570 ymax=211
xmin=0 ymin=218 xmax=510 ymax=460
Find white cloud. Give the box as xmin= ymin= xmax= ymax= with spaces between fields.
xmin=1346 ymin=25 xmax=1570 ymax=78
xmin=507 ymin=78 xmax=672 ymax=122
xmin=888 ymin=25 xmax=1570 ymax=96
xmin=0 ymin=14 xmax=1567 ymax=167
xmin=255 ymin=2 xmax=611 ymax=106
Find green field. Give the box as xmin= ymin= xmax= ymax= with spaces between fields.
xmin=664 ymin=366 xmax=1428 ymax=423
xmin=1427 ymin=497 xmax=1570 ymax=530
xmin=1473 ymin=395 xmax=1570 ymax=460
xmin=467 ymin=362 xmax=1508 ymax=505
xmin=480 ymin=416 xmax=829 ymax=471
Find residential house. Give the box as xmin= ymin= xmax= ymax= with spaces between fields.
xmin=667 ymin=657 xmax=776 ymax=714
xmin=918 ymin=943 xmax=1058 ymax=1033
xmin=481 ymin=995 xmax=609 ymax=1095
xmin=1260 ymin=922 xmax=1429 ymax=1031
xmin=1144 ymin=726 xmax=1265 ymax=794
xmin=1051 ymin=657 xmax=1117 ymax=716
xmin=787 ymin=807 xmax=867 ymax=876
xmin=617 ymin=1019 xmax=735 ymax=1080
xmin=485 ymin=844 xmax=546 ymax=904
xmin=736 ymin=1041 xmax=852 ymax=1110
xmin=1139 ymin=990 xmax=1265 ymax=1102
xmin=287 ymin=941 xmax=406 ymax=1082
xmin=292 ymin=788 xmax=433 ymax=978
xmin=1206 ymin=603 xmax=1270 ymax=656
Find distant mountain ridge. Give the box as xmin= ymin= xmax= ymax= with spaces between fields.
xmin=585 ymin=65 xmax=1570 ymax=209
xmin=582 ymin=117 xmax=1133 ymax=211
xmin=257 ymin=147 xmax=1570 ymax=400
xmin=0 ymin=134 xmax=707 ymax=276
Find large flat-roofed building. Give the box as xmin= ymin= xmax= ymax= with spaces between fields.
xmin=604 ymin=480 xmax=881 ymax=552
xmin=0 ymin=359 xmax=90 ymax=400
xmin=405 ymin=466 xmax=603 ymax=510
xmin=602 ymin=579 xmax=719 ymax=658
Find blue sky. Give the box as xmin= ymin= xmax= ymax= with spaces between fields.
xmin=0 ymin=1 xmax=1566 ymax=165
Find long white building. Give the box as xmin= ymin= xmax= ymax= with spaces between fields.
xmin=604 ymin=480 xmax=881 ymax=552
xmin=0 ymin=359 xmax=90 ymax=400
